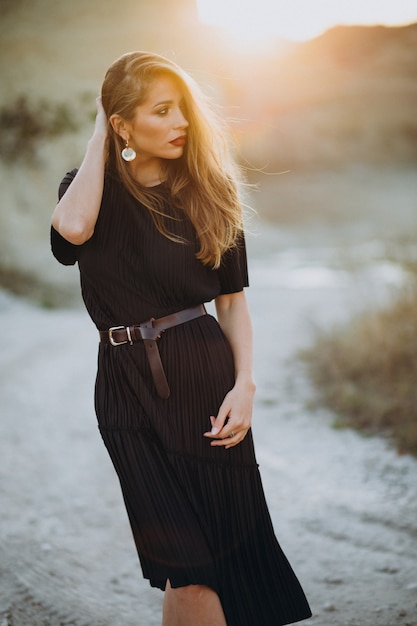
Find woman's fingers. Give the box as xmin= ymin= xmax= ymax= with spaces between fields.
xmin=203 ymin=390 xmax=252 ymax=448
xmin=94 ymin=96 xmax=109 ymax=136
xmin=208 ymin=395 xmax=232 ymax=436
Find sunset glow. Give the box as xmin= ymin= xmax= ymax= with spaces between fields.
xmin=196 ymin=0 xmax=417 ymax=43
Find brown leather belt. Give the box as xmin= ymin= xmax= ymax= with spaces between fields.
xmin=99 ymin=304 xmax=206 ymax=400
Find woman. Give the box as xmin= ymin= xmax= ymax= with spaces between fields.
xmin=51 ymin=51 xmax=311 ymax=626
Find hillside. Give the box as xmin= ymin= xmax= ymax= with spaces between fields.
xmin=224 ymin=23 xmax=417 ymax=169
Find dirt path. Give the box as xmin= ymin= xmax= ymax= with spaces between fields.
xmin=1 ymin=241 xmax=417 ymax=625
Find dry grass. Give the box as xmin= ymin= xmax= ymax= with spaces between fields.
xmin=300 ymin=278 xmax=417 ymax=456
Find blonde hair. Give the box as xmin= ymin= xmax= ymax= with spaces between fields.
xmin=101 ymin=51 xmax=244 ymax=269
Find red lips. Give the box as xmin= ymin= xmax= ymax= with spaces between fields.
xmin=170 ymin=135 xmax=187 ymax=147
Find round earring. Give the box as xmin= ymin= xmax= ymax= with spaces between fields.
xmin=121 ymin=140 xmax=136 ymax=162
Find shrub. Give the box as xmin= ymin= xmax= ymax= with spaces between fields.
xmin=300 ymin=278 xmax=417 ymax=456
xmin=0 ymin=265 xmax=78 ymax=309
xmin=0 ymin=96 xmax=78 ymax=162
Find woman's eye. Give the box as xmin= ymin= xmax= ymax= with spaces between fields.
xmin=157 ymin=108 xmax=169 ymax=116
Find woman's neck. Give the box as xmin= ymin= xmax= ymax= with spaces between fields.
xmin=128 ymin=157 xmax=164 ymax=188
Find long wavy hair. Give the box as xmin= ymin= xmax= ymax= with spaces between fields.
xmin=101 ymin=51 xmax=244 ymax=269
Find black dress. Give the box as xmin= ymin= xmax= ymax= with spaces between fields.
xmin=51 ymin=169 xmax=312 ymax=626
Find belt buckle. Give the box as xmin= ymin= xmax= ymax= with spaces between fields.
xmin=108 ymin=325 xmax=130 ymax=346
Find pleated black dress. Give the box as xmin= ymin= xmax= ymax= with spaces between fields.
xmin=51 ymin=169 xmax=312 ymax=626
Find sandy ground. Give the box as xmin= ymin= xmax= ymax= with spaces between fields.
xmin=1 ymin=224 xmax=417 ymax=626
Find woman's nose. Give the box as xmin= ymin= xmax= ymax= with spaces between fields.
xmin=174 ymin=108 xmax=189 ymax=129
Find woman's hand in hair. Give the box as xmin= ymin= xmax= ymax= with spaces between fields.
xmin=51 ymin=96 xmax=108 ymax=245
xmin=94 ymin=96 xmax=109 ymax=140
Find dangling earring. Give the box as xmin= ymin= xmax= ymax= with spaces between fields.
xmin=121 ymin=139 xmax=136 ymax=162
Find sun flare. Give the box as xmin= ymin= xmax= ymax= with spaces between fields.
xmin=196 ymin=0 xmax=417 ymax=44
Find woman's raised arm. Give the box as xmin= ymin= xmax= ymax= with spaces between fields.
xmin=51 ymin=97 xmax=108 ymax=245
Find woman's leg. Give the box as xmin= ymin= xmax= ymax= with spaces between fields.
xmin=162 ymin=580 xmax=227 ymax=626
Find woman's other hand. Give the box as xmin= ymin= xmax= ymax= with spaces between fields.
xmin=204 ymin=377 xmax=256 ymax=449
xmin=204 ymin=289 xmax=256 ymax=448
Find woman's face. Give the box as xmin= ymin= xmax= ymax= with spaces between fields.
xmin=124 ymin=74 xmax=189 ymax=163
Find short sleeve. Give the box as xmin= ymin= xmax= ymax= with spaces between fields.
xmin=216 ymin=233 xmax=249 ymax=294
xmin=50 ymin=169 xmax=79 ymax=266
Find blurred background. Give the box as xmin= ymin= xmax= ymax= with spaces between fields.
xmin=0 ymin=0 xmax=416 ymax=307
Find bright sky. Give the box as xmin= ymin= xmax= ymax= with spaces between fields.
xmin=196 ymin=0 xmax=417 ymax=43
